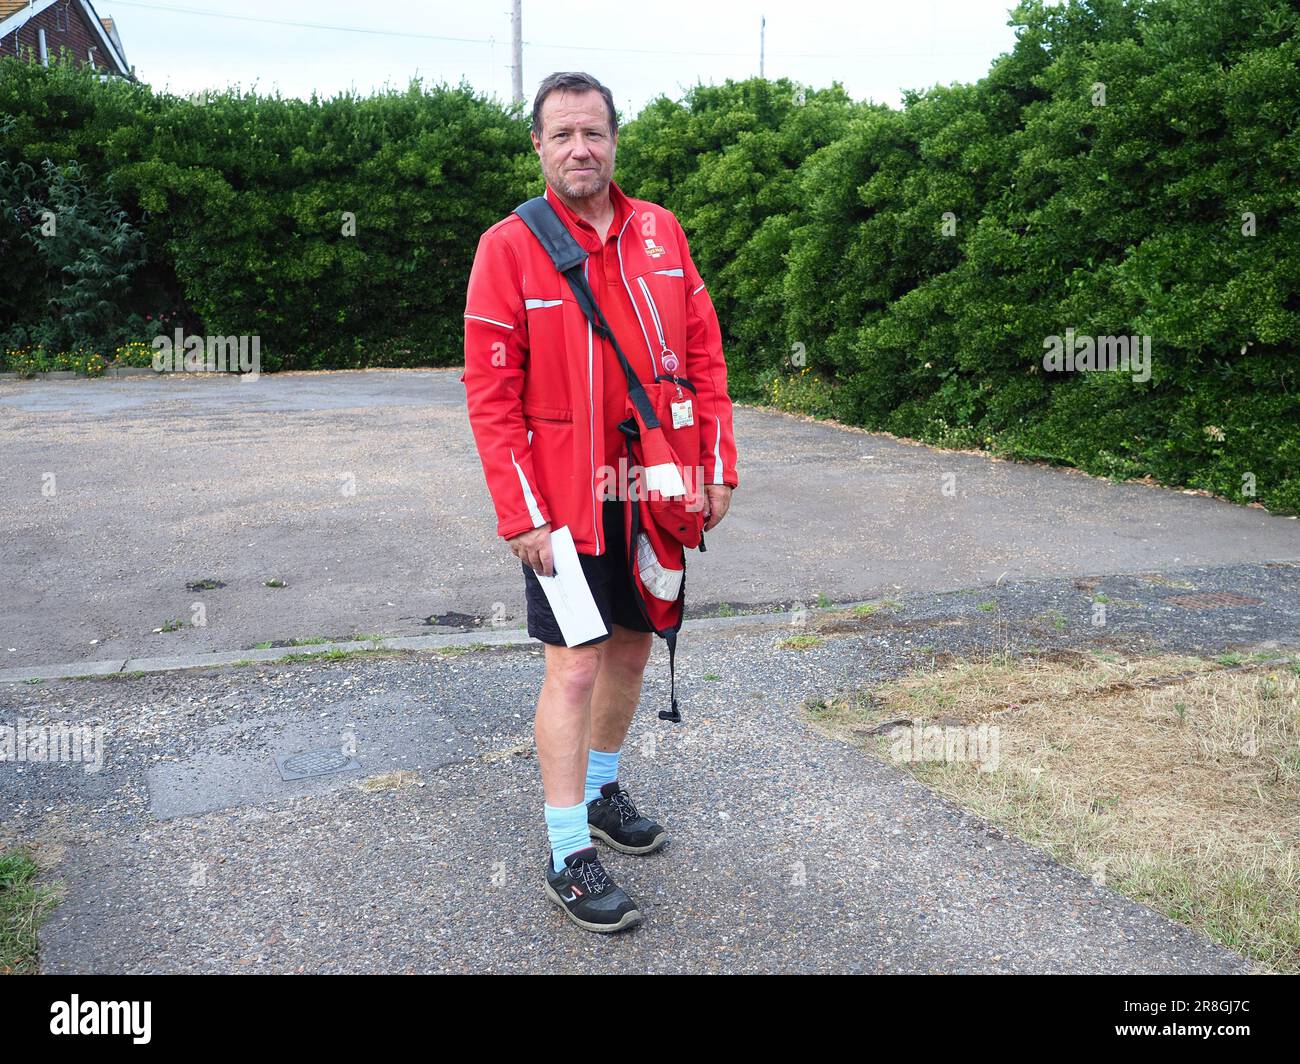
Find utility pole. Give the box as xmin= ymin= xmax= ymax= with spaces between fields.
xmin=511 ymin=0 xmax=523 ymax=106
xmin=759 ymin=15 xmax=765 ymax=78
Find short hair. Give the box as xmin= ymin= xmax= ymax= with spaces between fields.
xmin=531 ymin=71 xmax=617 ymax=138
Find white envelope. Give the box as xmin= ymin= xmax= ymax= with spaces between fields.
xmin=533 ymin=526 xmax=608 ymax=646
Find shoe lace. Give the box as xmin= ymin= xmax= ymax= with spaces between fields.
xmin=610 ymin=788 xmax=641 ymax=824
xmin=571 ymin=854 xmax=611 ymax=896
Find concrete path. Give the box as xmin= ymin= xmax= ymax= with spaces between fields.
xmin=6 ymin=558 xmax=1296 ymax=973
xmin=2 ymin=370 xmax=1297 ymax=670
xmin=3 ymin=370 xmax=1295 ymax=972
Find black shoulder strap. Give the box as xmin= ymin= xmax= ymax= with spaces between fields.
xmin=514 ymin=196 xmax=587 ymax=273
xmin=514 ymin=196 xmax=660 ymax=430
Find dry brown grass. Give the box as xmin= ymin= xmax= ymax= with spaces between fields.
xmin=354 ymin=769 xmax=422 ymax=792
xmin=805 ymin=648 xmax=1300 ymax=973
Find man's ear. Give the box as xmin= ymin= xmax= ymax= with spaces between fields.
xmin=530 ymin=130 xmax=542 ymax=154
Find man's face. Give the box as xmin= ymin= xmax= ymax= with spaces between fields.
xmin=531 ymin=89 xmax=616 ymax=201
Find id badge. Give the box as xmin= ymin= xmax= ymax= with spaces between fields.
xmin=671 ymin=399 xmax=694 ymax=429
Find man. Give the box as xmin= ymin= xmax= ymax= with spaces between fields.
xmin=461 ymin=71 xmax=739 ymax=933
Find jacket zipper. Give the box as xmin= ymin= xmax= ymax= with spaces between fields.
xmin=584 ymin=259 xmax=601 ymax=554
xmin=637 ymin=275 xmax=666 ymax=349
xmin=635 ymin=275 xmax=684 ymax=399
xmin=616 ymin=216 xmax=662 ymax=379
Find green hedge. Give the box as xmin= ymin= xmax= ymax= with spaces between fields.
xmin=1 ymin=0 xmax=1296 ymax=511
xmin=1 ymin=65 xmax=536 ymax=369
xmin=615 ymin=0 xmax=1300 ymax=513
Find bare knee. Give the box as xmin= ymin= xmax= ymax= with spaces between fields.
xmin=543 ymin=645 xmax=602 ymax=703
xmin=604 ymin=627 xmax=653 ymax=674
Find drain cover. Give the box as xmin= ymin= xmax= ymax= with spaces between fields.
xmin=275 ymin=748 xmax=360 ymax=781
xmin=1163 ymin=592 xmax=1263 ymax=610
xmin=424 ymin=611 xmax=484 ymax=628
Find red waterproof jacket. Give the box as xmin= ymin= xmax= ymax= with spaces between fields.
xmin=462 ymin=180 xmax=740 ymax=554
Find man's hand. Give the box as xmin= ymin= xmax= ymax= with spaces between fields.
xmin=702 ymin=484 xmax=732 ymax=532
xmin=508 ymin=523 xmax=554 ymax=576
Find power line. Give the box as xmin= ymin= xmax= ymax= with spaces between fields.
xmin=106 ymin=0 xmax=994 ymax=61
xmin=108 ymin=0 xmax=496 ymax=45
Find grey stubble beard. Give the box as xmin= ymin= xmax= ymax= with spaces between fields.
xmin=548 ymin=163 xmax=612 ymax=204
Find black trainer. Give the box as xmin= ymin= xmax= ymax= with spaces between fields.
xmin=587 ymin=782 xmax=668 ymax=855
xmin=544 ymin=846 xmax=643 ymax=933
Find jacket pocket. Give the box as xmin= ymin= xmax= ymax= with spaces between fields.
xmin=522 ymin=295 xmax=575 ymax=416
xmin=523 ymin=402 xmax=572 ymax=423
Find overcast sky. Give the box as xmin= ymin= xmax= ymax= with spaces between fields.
xmin=97 ymin=0 xmax=1028 ymax=113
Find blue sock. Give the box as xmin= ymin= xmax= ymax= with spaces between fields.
xmin=544 ymin=801 xmax=592 ymax=874
xmin=585 ymin=746 xmax=621 ymax=804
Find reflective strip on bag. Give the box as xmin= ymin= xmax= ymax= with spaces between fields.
xmin=636 ymin=532 xmax=683 ymax=602
xmin=643 ymin=461 xmax=687 ymax=498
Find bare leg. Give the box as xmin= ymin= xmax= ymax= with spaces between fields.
xmin=589 ymin=625 xmax=653 ymax=754
xmin=534 ymin=627 xmax=652 ymax=806
xmin=534 ymin=643 xmax=601 ymax=807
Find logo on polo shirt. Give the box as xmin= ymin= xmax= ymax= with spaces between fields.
xmin=643 ymin=237 xmax=666 ymax=258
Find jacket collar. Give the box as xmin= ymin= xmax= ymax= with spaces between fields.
xmin=543 ymin=179 xmax=634 ymax=253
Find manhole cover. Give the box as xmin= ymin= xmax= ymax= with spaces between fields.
xmin=275 ymin=748 xmax=360 ymax=781
xmin=1163 ymin=592 xmax=1264 ymax=610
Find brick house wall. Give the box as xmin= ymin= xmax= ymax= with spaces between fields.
xmin=2 ymin=2 xmax=128 ymax=76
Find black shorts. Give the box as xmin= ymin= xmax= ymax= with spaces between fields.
xmin=522 ymin=499 xmax=653 ymax=646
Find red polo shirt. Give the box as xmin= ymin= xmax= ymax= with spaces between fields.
xmin=546 ymin=183 xmax=655 ymax=488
